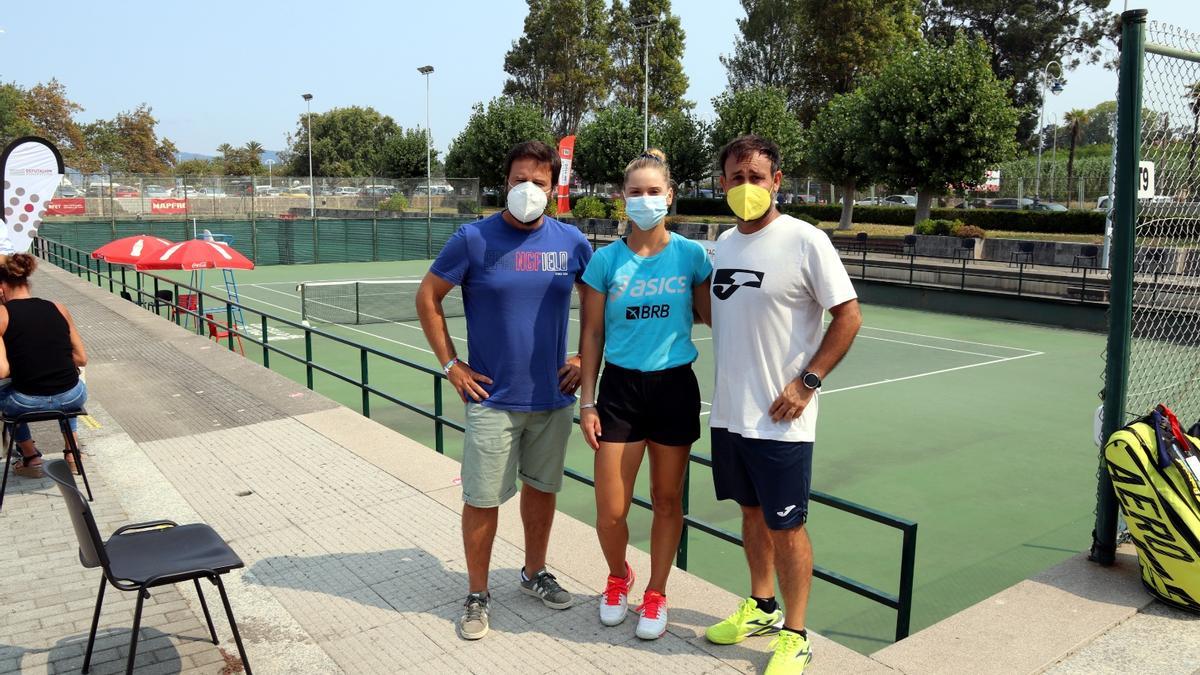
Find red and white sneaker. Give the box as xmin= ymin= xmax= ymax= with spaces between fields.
xmin=635 ymin=589 xmax=669 ymax=639
xmin=599 ymin=562 xmax=635 ymax=626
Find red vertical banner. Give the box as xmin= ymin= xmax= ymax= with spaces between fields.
xmin=556 ymin=135 xmax=576 ymax=215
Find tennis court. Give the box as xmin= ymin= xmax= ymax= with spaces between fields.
xmin=165 ymin=257 xmax=1102 ymax=653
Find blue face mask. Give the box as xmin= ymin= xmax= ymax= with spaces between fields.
xmin=625 ymin=195 xmax=669 ymax=230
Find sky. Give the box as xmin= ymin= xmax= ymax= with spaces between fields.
xmin=0 ymin=0 xmax=1197 ymax=159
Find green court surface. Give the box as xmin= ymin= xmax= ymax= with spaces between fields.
xmin=160 ymin=259 xmax=1102 ymax=654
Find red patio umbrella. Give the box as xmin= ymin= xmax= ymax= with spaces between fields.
xmin=90 ymin=235 xmax=174 ymax=265
xmin=135 ymin=239 xmax=254 ymax=271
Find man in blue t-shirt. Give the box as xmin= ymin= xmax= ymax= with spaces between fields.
xmin=416 ymin=140 xmax=592 ymax=641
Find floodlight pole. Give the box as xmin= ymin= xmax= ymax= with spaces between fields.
xmin=418 ymin=65 xmax=435 ymax=258
xmin=632 ymin=15 xmax=659 ymax=151
xmin=1034 ymin=61 xmax=1063 ymax=202
xmin=266 ymin=159 xmax=274 ymax=188
xmin=302 ymin=93 xmax=314 ymax=218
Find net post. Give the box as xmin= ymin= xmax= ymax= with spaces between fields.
xmin=1092 ymin=7 xmax=1146 ymax=567
xmin=299 ymin=284 xmax=307 ymax=322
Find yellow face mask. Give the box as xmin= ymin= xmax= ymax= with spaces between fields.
xmin=725 ymin=183 xmax=773 ymax=221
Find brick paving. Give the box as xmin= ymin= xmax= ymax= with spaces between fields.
xmin=0 ymin=263 xmax=890 ymax=673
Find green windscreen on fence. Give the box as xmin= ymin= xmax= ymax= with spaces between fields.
xmin=37 ymin=217 xmax=467 ymax=266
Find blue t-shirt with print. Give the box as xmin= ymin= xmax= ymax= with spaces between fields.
xmin=581 ymin=232 xmax=712 ymax=372
xmin=430 ymin=212 xmax=592 ymax=411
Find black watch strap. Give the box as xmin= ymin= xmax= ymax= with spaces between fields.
xmin=802 ymin=370 xmax=822 ymax=390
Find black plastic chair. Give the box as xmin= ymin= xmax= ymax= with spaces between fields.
xmin=954 ymin=237 xmax=976 ymax=260
xmin=119 ymin=291 xmax=134 ymax=303
xmin=1009 ymin=241 xmax=1035 ymax=267
xmin=153 ymin=290 xmax=174 ymax=316
xmin=43 ymin=460 xmax=252 ymax=675
xmin=0 ymin=409 xmax=92 ymax=512
xmin=901 ymin=234 xmax=917 ymax=257
xmin=849 ymin=231 xmax=869 ymax=253
xmin=1073 ymin=245 xmax=1100 ymax=271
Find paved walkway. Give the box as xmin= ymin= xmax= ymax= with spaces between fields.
xmin=0 ymin=264 xmax=885 ymax=673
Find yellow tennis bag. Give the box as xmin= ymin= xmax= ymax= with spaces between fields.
xmin=1104 ymin=404 xmax=1200 ymax=613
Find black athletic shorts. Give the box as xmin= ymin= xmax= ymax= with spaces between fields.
xmin=711 ymin=427 xmax=813 ymax=530
xmin=596 ymin=361 xmax=702 ymax=446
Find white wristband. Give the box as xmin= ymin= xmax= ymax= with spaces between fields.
xmin=443 ymin=358 xmax=459 ymax=375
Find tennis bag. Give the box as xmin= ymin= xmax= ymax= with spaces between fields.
xmin=1104 ymin=404 xmax=1200 ymax=613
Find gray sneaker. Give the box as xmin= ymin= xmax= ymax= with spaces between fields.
xmin=459 ymin=592 xmax=490 ymax=640
xmin=520 ymin=567 xmax=573 ymax=609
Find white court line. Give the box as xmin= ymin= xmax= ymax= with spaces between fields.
xmin=822 ymin=351 xmax=1043 ymax=394
xmin=854 ymin=325 xmax=1040 ymax=354
xmin=251 ymin=275 xmax=424 ymax=286
xmin=226 ymin=283 xmax=467 ymax=345
xmin=698 ymin=351 xmax=1044 ymax=415
xmin=854 ymin=334 xmax=1005 ymax=359
xmin=228 ymin=289 xmax=437 ymax=356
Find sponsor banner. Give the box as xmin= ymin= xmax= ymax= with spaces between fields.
xmin=151 ymin=198 xmax=188 ymax=214
xmin=1 ymin=136 xmax=65 ymax=252
xmin=556 ymin=135 xmax=576 ymax=214
xmin=46 ymin=198 xmax=85 ymax=215
xmin=983 ymin=170 xmax=1001 ymax=192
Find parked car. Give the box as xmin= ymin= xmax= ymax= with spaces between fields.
xmin=1029 ymin=201 xmax=1068 ymax=212
xmin=877 ymin=194 xmax=916 ymax=207
xmin=114 ymin=186 xmax=140 ymax=198
xmin=988 ymin=197 xmax=1033 ymax=210
xmin=143 ymin=185 xmax=171 ymax=198
xmin=362 ymin=185 xmax=396 ymax=196
xmin=317 ymin=186 xmax=335 ymax=196
xmin=56 ymin=185 xmax=83 ymax=198
xmin=953 ymin=198 xmax=991 ymax=209
xmin=333 ymin=186 xmax=360 ymax=196
xmin=854 ymin=197 xmax=881 ymax=206
xmin=195 ymin=187 xmax=228 ymax=198
xmin=254 ymin=185 xmax=281 ymax=196
xmin=412 ymin=184 xmax=454 ymax=195
xmin=171 ymin=185 xmax=198 ymax=198
xmin=282 ymin=186 xmax=311 ymax=197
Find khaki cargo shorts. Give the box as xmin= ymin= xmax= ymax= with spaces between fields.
xmin=460 ymin=402 xmax=574 ymax=508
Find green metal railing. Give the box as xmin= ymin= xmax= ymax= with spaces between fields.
xmin=37 ymin=237 xmax=919 ymax=642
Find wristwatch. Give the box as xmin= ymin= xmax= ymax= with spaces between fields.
xmin=801 ymin=370 xmax=822 ymax=390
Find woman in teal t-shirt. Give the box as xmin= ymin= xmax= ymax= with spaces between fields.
xmin=578 ymin=148 xmax=712 ymax=640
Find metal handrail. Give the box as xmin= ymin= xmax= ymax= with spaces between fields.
xmin=37 ymin=236 xmax=919 ymax=642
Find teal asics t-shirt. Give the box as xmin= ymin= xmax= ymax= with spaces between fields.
xmin=582 ymin=232 xmax=713 ymax=372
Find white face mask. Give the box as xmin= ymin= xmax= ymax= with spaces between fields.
xmin=506 ymin=181 xmax=548 ymax=224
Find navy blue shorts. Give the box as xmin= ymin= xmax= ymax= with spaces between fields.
xmin=711 ymin=428 xmax=813 ymax=530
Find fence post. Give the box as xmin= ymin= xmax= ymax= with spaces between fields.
xmin=226 ymin=303 xmax=235 ymax=350
xmin=305 ymin=330 xmax=314 ymax=389
xmin=251 ymin=178 xmax=258 ymax=263
xmin=896 ymin=524 xmax=918 ymax=641
xmin=360 ymin=349 xmax=370 ymax=417
xmin=108 ymin=171 xmax=115 ymax=232
xmin=261 ymin=314 xmax=270 ymax=368
xmin=313 ymin=216 xmax=319 ymax=264
xmin=434 ymin=377 xmax=445 ymax=454
xmin=1094 ymin=7 xmax=1146 ymax=567
xmin=372 ymin=216 xmax=379 ymax=262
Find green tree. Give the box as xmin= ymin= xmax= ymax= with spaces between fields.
xmin=655 ymin=110 xmax=711 ymax=190
xmin=1062 ymin=108 xmax=1091 ymax=206
xmin=503 ymin=0 xmax=611 ymax=136
xmin=722 ymin=0 xmax=919 ymax=122
xmin=380 ymin=127 xmax=438 ymax=178
xmin=804 ymin=89 xmax=875 ymax=229
xmin=82 ymin=105 xmax=175 ymax=174
xmin=174 ymin=158 xmax=221 ymax=176
xmin=608 ymin=0 xmax=691 ymax=117
xmin=1082 ymin=100 xmax=1116 ymax=145
xmin=710 ymin=87 xmax=804 ymax=174
xmin=284 ymin=106 xmax=399 ymax=177
xmin=575 ymin=106 xmax=652 ymax=186
xmin=0 ymin=83 xmax=35 ymax=144
xmin=444 ymin=98 xmax=555 ymax=190
xmin=922 ymin=0 xmax=1114 ymax=139
xmin=860 ymin=38 xmax=1020 ymax=222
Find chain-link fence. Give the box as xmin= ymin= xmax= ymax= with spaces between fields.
xmin=46 ymin=175 xmax=480 ymax=221
xmin=1094 ymin=12 xmax=1200 ymax=564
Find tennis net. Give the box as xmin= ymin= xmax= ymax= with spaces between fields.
xmin=298 ymin=279 xmax=582 ymax=325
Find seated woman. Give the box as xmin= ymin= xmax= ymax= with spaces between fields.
xmin=0 ymin=253 xmax=88 ymax=478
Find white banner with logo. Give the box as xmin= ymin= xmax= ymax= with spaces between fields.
xmin=1 ymin=137 xmax=65 ymax=253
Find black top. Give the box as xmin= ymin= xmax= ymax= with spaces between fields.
xmin=4 ymin=298 xmax=79 ymax=395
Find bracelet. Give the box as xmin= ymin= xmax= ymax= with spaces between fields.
xmin=580 ymin=402 xmax=597 ymax=410
xmin=442 ymin=357 xmax=459 ymax=375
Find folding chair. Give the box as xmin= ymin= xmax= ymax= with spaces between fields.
xmin=153 ymin=290 xmax=174 ymax=316
xmin=1009 ymin=241 xmax=1035 ymax=267
xmin=0 ymin=409 xmax=92 ymax=512
xmin=1073 ymin=245 xmax=1099 ymax=271
xmin=901 ymin=234 xmax=917 ymax=257
xmin=43 ymin=460 xmax=252 ymax=675
xmin=953 ymin=237 xmax=976 ymax=260
xmin=205 ymin=314 xmax=245 ymax=355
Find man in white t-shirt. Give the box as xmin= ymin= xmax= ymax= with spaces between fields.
xmin=703 ymin=135 xmax=862 ymax=675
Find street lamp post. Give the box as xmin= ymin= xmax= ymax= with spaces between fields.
xmin=1034 ymin=61 xmax=1064 ymax=203
xmin=418 ymin=65 xmax=434 ymax=257
xmin=266 ymin=159 xmax=274 ymax=188
xmin=1049 ymin=113 xmax=1058 ymax=203
xmin=632 ymin=15 xmax=660 ymax=151
xmin=302 ymin=93 xmax=314 ymax=218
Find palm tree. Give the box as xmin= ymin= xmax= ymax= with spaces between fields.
xmin=244 ymin=140 xmax=264 ymax=161
xmin=1063 ymin=109 xmax=1090 ymax=208
xmin=216 ymin=143 xmax=234 ymax=162
xmin=1188 ymin=82 xmax=1200 ymax=179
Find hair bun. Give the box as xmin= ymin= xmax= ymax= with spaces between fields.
xmin=4 ymin=253 xmax=35 ymax=280
xmin=646 ymin=148 xmax=668 ymax=164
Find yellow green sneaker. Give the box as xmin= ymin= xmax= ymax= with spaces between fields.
xmin=765 ymin=629 xmax=812 ymax=675
xmin=704 ymin=597 xmax=784 ymax=645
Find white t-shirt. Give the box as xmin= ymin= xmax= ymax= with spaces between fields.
xmin=709 ymin=214 xmax=857 ymax=442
